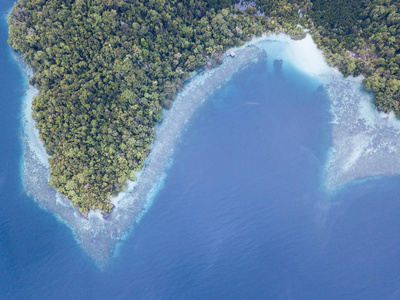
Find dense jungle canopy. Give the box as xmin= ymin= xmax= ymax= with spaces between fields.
xmin=8 ymin=0 xmax=400 ymax=214
xmin=308 ymin=0 xmax=400 ymax=114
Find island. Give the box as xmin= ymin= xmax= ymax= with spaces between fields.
xmin=8 ymin=0 xmax=400 ymax=213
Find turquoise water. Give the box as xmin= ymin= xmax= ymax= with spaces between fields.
xmin=2 ymin=2 xmax=400 ymax=298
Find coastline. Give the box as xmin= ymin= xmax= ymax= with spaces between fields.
xmin=21 ymin=39 xmax=268 ymax=265
xmin=324 ymin=77 xmax=400 ymax=191
xmin=19 ymin=32 xmax=400 ymax=265
xmin=17 ymin=58 xmax=50 ymax=168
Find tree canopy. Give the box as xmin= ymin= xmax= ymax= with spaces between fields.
xmin=307 ymin=0 xmax=400 ymax=115
xmin=9 ymin=0 xmax=307 ymax=214
xmin=8 ymin=0 xmax=399 ymax=214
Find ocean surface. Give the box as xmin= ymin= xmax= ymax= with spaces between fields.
xmin=2 ymin=2 xmax=400 ymax=299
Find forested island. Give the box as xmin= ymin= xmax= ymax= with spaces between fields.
xmin=8 ymin=0 xmax=400 ymax=214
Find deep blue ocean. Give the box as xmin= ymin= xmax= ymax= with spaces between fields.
xmin=2 ymin=2 xmax=400 ymax=299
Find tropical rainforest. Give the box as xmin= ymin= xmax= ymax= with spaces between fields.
xmin=307 ymin=0 xmax=400 ymax=115
xmin=8 ymin=0 xmax=400 ymax=214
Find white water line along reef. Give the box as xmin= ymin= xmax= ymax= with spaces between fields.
xmin=7 ymin=1 xmax=400 ymax=219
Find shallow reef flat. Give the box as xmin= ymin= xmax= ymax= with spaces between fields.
xmin=22 ymin=44 xmax=267 ymax=266
xmin=21 ymin=34 xmax=400 ymax=265
xmin=325 ymin=76 xmax=400 ymax=191
xmin=259 ymin=35 xmax=400 ymax=193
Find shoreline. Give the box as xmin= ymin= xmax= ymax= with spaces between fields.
xmin=18 ymin=32 xmax=400 ymax=265
xmin=20 ymin=38 xmax=269 ymax=265
xmin=324 ymin=76 xmax=400 ymax=191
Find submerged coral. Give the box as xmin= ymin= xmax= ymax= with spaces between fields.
xmin=21 ymin=34 xmax=400 ymax=265
xmin=22 ymin=44 xmax=267 ymax=265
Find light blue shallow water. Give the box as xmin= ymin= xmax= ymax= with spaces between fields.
xmin=2 ymin=2 xmax=400 ymax=298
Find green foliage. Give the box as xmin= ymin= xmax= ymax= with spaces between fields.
xmin=12 ymin=0 xmax=396 ymax=215
xmin=8 ymin=0 xmax=277 ymax=214
xmin=307 ymin=0 xmax=400 ymax=115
